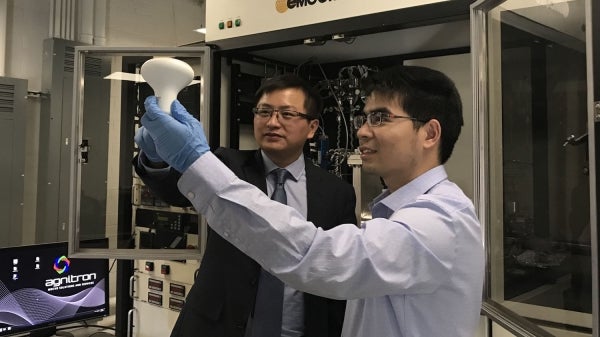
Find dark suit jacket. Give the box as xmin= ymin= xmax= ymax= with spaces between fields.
xmin=134 ymin=148 xmax=357 ymax=337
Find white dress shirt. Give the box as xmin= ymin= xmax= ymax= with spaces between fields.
xmin=261 ymin=151 xmax=306 ymax=337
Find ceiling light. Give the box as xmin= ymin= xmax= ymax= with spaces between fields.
xmin=104 ymin=72 xmax=144 ymax=82
xmin=104 ymin=71 xmax=200 ymax=86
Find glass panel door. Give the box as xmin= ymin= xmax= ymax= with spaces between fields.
xmin=68 ymin=46 xmax=211 ymax=260
xmin=472 ymin=0 xmax=597 ymax=335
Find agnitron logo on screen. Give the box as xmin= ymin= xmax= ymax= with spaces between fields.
xmin=45 ymin=273 xmax=97 ymax=288
xmin=46 ymin=255 xmax=97 ymax=288
xmin=275 ymin=0 xmax=335 ymax=13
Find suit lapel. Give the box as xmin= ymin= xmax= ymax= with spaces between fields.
xmin=304 ymin=159 xmax=322 ymax=222
xmin=242 ymin=150 xmax=268 ymax=194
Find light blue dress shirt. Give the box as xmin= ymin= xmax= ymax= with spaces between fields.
xmin=179 ymin=152 xmax=484 ymax=337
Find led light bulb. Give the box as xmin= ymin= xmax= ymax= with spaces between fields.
xmin=141 ymin=57 xmax=194 ymax=114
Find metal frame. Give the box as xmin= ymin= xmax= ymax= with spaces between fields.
xmin=472 ymin=0 xmax=599 ymax=335
xmin=587 ymin=0 xmax=599 ymax=334
xmin=70 ymin=46 xmax=211 ymax=260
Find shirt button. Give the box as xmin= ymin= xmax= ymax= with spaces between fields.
xmin=186 ymin=191 xmax=195 ymax=199
xmin=223 ymin=232 xmax=230 ymax=238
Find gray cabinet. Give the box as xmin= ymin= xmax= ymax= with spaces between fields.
xmin=0 ymin=76 xmax=27 ymax=246
xmin=37 ymin=38 xmax=110 ymax=243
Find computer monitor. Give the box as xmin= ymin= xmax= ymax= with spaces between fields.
xmin=0 ymin=240 xmax=110 ymax=337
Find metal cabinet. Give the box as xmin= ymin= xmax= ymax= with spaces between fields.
xmin=471 ymin=0 xmax=599 ymax=335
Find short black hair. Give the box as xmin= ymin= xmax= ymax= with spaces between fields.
xmin=255 ymin=73 xmax=322 ymax=120
xmin=361 ymin=65 xmax=463 ymax=164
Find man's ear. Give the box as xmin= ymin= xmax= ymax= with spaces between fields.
xmin=423 ymin=119 xmax=441 ymax=148
xmin=307 ymin=119 xmax=319 ymax=139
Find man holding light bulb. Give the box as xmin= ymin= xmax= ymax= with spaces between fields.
xmin=134 ymin=73 xmax=356 ymax=337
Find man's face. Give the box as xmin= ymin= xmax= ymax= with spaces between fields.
xmin=357 ymin=92 xmax=430 ymax=192
xmin=253 ymin=88 xmax=318 ymax=166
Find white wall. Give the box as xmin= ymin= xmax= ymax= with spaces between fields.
xmin=105 ymin=0 xmax=204 ymax=47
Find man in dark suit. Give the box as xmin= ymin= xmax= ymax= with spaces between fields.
xmin=134 ymin=74 xmax=357 ymax=337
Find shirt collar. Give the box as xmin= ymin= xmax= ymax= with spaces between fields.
xmin=260 ymin=150 xmax=305 ymax=181
xmin=371 ymin=165 xmax=448 ymax=217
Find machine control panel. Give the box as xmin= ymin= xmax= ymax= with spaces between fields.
xmin=135 ymin=208 xmax=198 ymax=234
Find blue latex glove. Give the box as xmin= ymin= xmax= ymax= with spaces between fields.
xmin=141 ymin=96 xmax=209 ymax=172
xmin=134 ymin=127 xmax=164 ymax=163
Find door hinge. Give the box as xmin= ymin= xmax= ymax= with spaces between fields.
xmin=80 ymin=139 xmax=89 ymax=164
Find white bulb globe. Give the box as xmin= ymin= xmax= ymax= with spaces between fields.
xmin=141 ymin=57 xmax=194 ymax=114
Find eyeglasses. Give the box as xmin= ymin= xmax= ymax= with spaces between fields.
xmin=252 ymin=107 xmax=311 ymax=121
xmin=352 ymin=111 xmax=426 ymax=130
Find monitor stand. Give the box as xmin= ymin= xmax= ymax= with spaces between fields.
xmin=28 ymin=327 xmax=113 ymax=337
xmin=57 ymin=330 xmax=113 ymax=337
xmin=55 ymin=332 xmax=75 ymax=337
xmin=29 ymin=327 xmax=62 ymax=337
